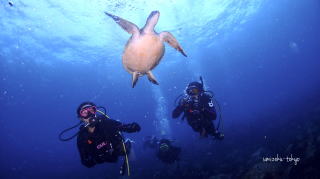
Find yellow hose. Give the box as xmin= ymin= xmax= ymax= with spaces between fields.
xmin=121 ymin=137 xmax=130 ymax=176
xmin=96 ymin=110 xmax=111 ymax=119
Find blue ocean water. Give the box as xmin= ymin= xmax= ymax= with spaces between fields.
xmin=1 ymin=0 xmax=320 ymax=178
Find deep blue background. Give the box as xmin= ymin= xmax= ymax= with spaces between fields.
xmin=1 ymin=0 xmax=320 ymax=178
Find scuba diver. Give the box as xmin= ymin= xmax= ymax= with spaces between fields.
xmin=59 ymin=102 xmax=141 ymax=176
xmin=172 ymin=77 xmax=224 ymax=140
xmin=143 ymin=136 xmax=181 ymax=164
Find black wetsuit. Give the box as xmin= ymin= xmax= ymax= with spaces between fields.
xmin=172 ymin=93 xmax=218 ymax=136
xmin=77 ymin=116 xmax=139 ymax=168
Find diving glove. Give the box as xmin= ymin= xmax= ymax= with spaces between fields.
xmin=214 ymin=132 xmax=224 ymax=140
xmin=130 ymin=122 xmax=141 ymax=132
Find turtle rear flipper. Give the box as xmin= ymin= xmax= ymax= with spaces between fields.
xmin=132 ymin=72 xmax=139 ymax=88
xmin=147 ymin=71 xmax=159 ymax=85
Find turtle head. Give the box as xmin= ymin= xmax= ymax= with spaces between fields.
xmin=148 ymin=11 xmax=160 ymax=21
xmin=143 ymin=11 xmax=160 ymax=33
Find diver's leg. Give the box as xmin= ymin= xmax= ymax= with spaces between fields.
xmin=199 ymin=118 xmax=209 ymax=137
xmin=120 ymin=158 xmax=127 ymax=176
xmin=188 ymin=119 xmax=202 ymax=135
xmin=206 ymin=121 xmax=217 ymax=136
xmin=207 ymin=120 xmax=224 ymax=140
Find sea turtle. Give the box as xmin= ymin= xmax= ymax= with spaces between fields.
xmin=105 ymin=11 xmax=187 ymax=88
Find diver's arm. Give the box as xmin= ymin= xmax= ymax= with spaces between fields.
xmin=117 ymin=122 xmax=141 ymax=133
xmin=172 ymin=98 xmax=187 ymax=118
xmin=100 ymin=118 xmax=141 ymax=133
xmin=172 ymin=106 xmax=184 ymax=118
xmin=77 ymin=136 xmax=96 ymax=168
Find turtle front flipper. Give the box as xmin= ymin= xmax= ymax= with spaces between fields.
xmin=160 ymin=31 xmax=187 ymax=57
xmin=105 ymin=12 xmax=140 ymax=36
xmin=146 ymin=71 xmax=159 ymax=85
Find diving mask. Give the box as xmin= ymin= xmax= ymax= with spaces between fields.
xmin=187 ymin=86 xmax=201 ymax=96
xmin=79 ymin=105 xmax=97 ymax=118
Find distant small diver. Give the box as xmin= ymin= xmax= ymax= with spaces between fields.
xmin=143 ymin=136 xmax=181 ymax=164
xmin=105 ymin=11 xmax=187 ymax=88
xmin=8 ymin=1 xmax=14 ymax=6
